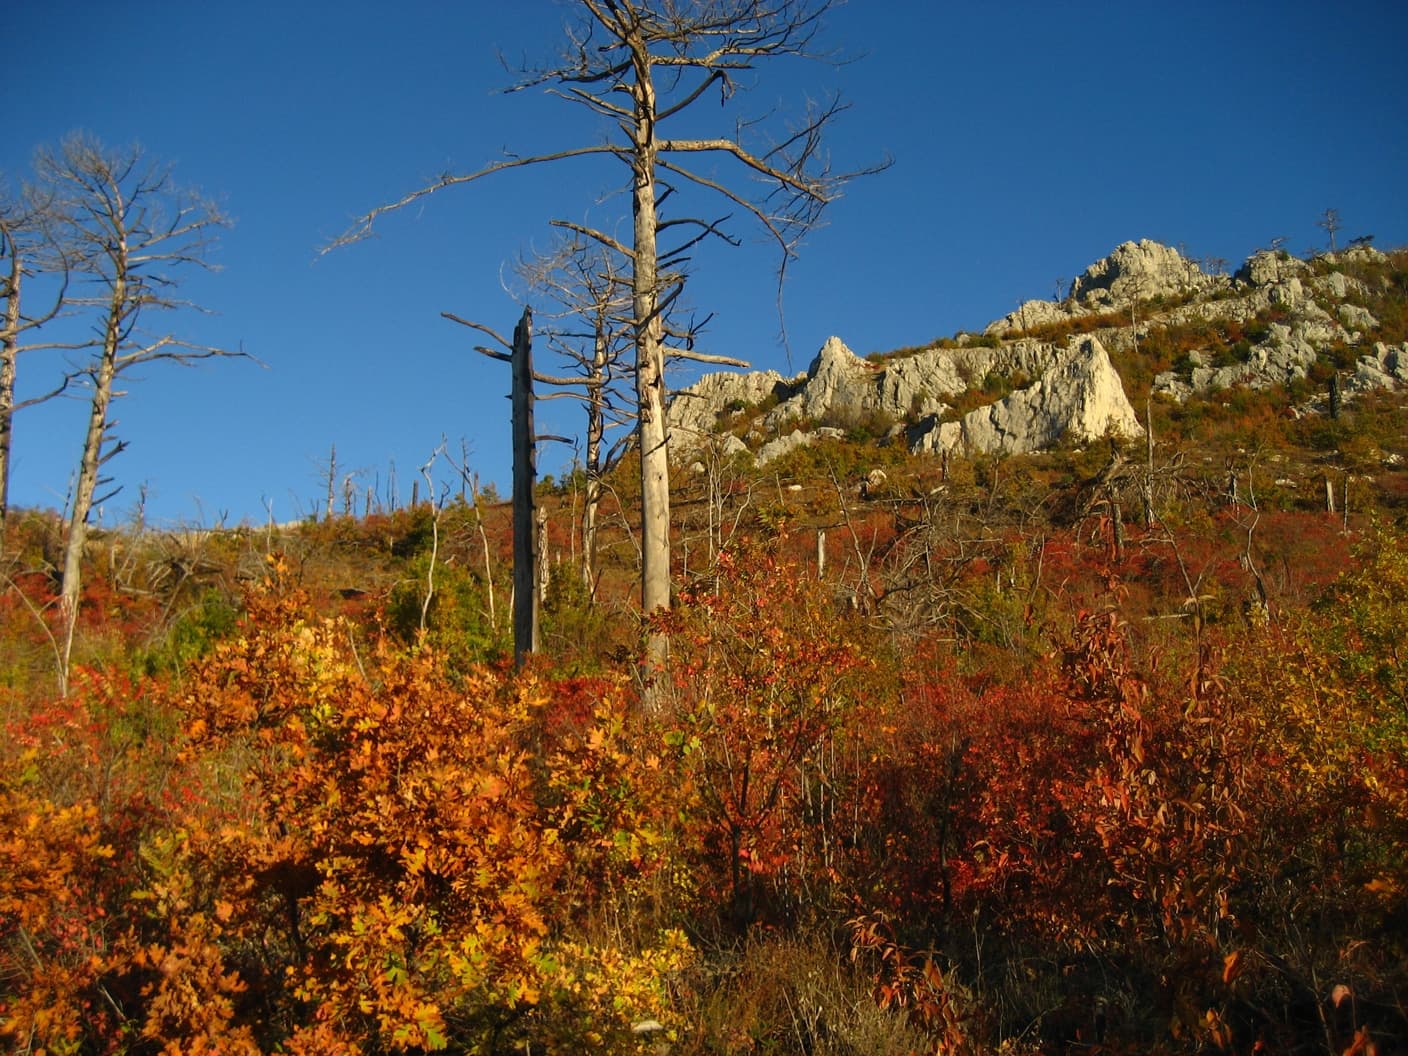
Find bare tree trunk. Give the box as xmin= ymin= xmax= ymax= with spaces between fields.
xmin=61 ymin=279 xmax=123 ymax=691
xmin=40 ymin=135 xmax=239 ymax=695
xmin=325 ymin=443 xmax=337 ymax=520
xmin=582 ymin=334 xmax=607 ymax=597
xmin=1144 ymin=396 xmax=1155 ymax=526
xmin=0 ymin=285 xmax=17 ymax=536
xmin=1 ymin=200 xmax=74 ymax=544
xmin=323 ymin=1 xmax=875 ymax=705
xmin=536 ymin=506 xmax=550 ymax=606
xmin=630 ymin=53 xmax=672 ymax=701
xmin=510 ymin=308 xmax=539 ymax=666
xmin=470 ymin=474 xmax=497 ymax=634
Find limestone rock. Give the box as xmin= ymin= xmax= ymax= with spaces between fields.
xmin=1343 ymin=245 xmax=1389 ymax=266
xmin=777 ymin=336 xmax=882 ymax=424
xmin=1235 ymin=250 xmax=1311 ymax=287
xmin=670 ymin=236 xmax=1402 ymax=465
xmin=667 ymin=368 xmax=794 ymax=452
xmin=1338 ymin=303 xmax=1380 ymax=331
xmin=669 ymin=331 xmax=1142 ymax=465
xmin=985 ymin=297 xmax=1085 ymax=336
xmin=911 ymin=337 xmax=1142 ymax=457
xmin=1346 ymin=342 xmax=1408 ymax=395
xmin=755 ymin=427 xmax=844 ymax=466
xmin=1069 ymin=239 xmax=1210 ymax=307
xmin=985 ymin=240 xmax=1213 ymax=336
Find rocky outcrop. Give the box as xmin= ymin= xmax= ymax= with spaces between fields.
xmin=754 ymin=336 xmax=1062 ymax=435
xmin=668 ymin=240 xmax=1401 ymax=466
xmin=755 ymin=427 xmax=846 ymax=466
xmin=1069 ymin=239 xmax=1213 ymax=306
xmin=1151 ymin=244 xmax=1399 ymax=403
xmin=669 ymin=333 xmax=1142 ymax=463
xmin=909 ymin=337 xmax=1143 ymax=456
xmin=987 ymin=240 xmax=1220 ymax=335
xmin=667 ymin=368 xmax=794 ymax=450
xmin=1346 ymin=342 xmax=1408 ymax=396
xmin=1235 ymin=249 xmax=1311 ymax=287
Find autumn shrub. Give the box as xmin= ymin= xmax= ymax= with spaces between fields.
xmin=135 ymin=585 xmax=242 ymax=678
xmin=1210 ymin=536 xmax=1408 ymax=1052
xmin=0 ymin=666 xmax=264 ymax=1053
xmin=166 ymin=580 xmax=689 ymax=1052
xmin=843 ymin=588 xmax=1380 ymax=1052
xmin=2 ymin=572 xmax=693 ymax=1053
xmin=662 ymin=538 xmax=877 ymax=930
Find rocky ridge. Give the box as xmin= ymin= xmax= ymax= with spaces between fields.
xmin=667 ymin=239 xmax=1406 ymax=466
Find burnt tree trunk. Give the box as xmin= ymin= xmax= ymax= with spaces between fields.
xmin=511 ymin=308 xmax=539 ymax=667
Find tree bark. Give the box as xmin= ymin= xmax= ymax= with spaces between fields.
xmin=40 ymin=135 xmax=237 ymax=695
xmin=61 ymin=269 xmax=124 ymax=689
xmin=628 ymin=32 xmax=673 ymax=700
xmin=511 ymin=308 xmax=539 ymax=666
xmin=582 ymin=332 xmax=606 ymax=596
xmin=0 ymin=245 xmax=19 ymax=535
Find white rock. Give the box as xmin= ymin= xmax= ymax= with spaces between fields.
xmin=1339 ymin=304 xmax=1379 ymax=331
xmin=1068 ymin=239 xmax=1210 ymax=305
xmin=913 ymin=336 xmax=1142 ymax=456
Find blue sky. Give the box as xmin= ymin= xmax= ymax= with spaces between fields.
xmin=8 ymin=0 xmax=1407 ymax=526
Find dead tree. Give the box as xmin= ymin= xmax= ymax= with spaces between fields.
xmin=513 ymin=232 xmax=740 ymax=595
xmin=37 ymin=135 xmax=244 ymax=694
xmin=512 ymin=236 xmax=636 ymax=600
xmin=446 ymin=308 xmax=559 ymax=666
xmin=1317 ymin=208 xmax=1343 ymax=254
xmin=328 ymin=0 xmax=882 ymax=701
xmin=0 ymin=176 xmax=82 ymax=540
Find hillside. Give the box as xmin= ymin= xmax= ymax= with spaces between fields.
xmin=670 ymin=240 xmax=1407 ymax=467
xmin=2 ymin=239 xmax=1406 ymax=1055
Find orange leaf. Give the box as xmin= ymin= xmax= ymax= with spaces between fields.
xmin=1222 ymin=950 xmax=1244 ymax=984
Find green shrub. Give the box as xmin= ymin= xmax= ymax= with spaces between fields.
xmin=385 ymin=556 xmax=508 ymax=667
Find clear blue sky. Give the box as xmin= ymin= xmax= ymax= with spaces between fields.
xmin=8 ymin=0 xmax=1407 ymax=526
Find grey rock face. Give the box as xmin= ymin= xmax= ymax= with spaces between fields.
xmin=1151 ymin=247 xmax=1401 ymax=404
xmin=1346 ymin=342 xmax=1408 ymax=396
xmin=668 ymin=238 xmax=1402 ymax=467
xmin=670 ymin=332 xmax=1141 ymax=464
xmin=1236 ymin=250 xmax=1311 ymax=287
xmin=1339 ymin=304 xmax=1380 ymax=332
xmin=755 ymin=427 xmax=846 ymax=466
xmin=1069 ymin=239 xmax=1212 ymax=306
xmin=667 ymin=368 xmax=795 ymax=452
xmin=910 ymin=337 xmax=1143 ymax=456
xmin=986 ymin=240 xmax=1217 ymax=336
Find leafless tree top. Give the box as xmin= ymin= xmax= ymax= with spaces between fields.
xmin=34 ymin=133 xmax=238 ymax=370
xmin=326 ymin=0 xmax=884 ymax=270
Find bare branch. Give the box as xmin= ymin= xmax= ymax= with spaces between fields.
xmin=665 ymin=347 xmax=750 ymax=368
xmin=322 ymin=146 xmax=626 ymax=251
xmin=442 ymin=311 xmax=514 ymax=353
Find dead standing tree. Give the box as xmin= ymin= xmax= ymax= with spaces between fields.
xmin=445 ymin=307 xmax=575 ymax=667
xmin=514 ymin=231 xmax=740 ymax=599
xmin=37 ymin=135 xmax=243 ymax=694
xmin=0 ymin=177 xmax=83 ymax=541
xmin=329 ymin=0 xmax=878 ymax=701
xmin=512 ymin=235 xmax=636 ymax=600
